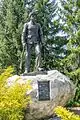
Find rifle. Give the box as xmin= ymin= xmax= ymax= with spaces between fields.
xmin=19 ymin=45 xmax=25 ymax=72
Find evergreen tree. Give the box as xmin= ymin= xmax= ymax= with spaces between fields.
xmin=60 ymin=0 xmax=80 ymax=103
xmin=0 ymin=0 xmax=25 ymax=73
xmin=0 ymin=0 xmax=68 ymax=73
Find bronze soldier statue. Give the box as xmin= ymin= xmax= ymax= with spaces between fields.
xmin=21 ymin=11 xmax=43 ymax=73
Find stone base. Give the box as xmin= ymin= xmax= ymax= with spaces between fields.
xmin=7 ymin=70 xmax=75 ymax=120
xmin=21 ymin=70 xmax=47 ymax=76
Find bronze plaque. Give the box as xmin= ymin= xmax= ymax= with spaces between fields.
xmin=38 ymin=81 xmax=50 ymax=101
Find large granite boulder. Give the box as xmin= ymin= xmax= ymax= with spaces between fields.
xmin=8 ymin=70 xmax=75 ymax=120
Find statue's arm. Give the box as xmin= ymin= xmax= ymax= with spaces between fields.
xmin=21 ymin=23 xmax=28 ymax=46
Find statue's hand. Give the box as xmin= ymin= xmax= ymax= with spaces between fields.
xmin=41 ymin=42 xmax=45 ymax=47
xmin=23 ymin=43 xmax=26 ymax=48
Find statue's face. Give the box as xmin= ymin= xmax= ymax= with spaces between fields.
xmin=30 ymin=14 xmax=36 ymax=22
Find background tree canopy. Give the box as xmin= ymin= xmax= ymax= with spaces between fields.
xmin=0 ymin=0 xmax=68 ymax=72
xmin=0 ymin=0 xmax=80 ymax=105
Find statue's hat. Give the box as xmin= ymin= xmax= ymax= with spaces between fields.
xmin=29 ymin=10 xmax=37 ymax=17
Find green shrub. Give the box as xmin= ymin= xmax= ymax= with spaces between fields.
xmin=54 ymin=106 xmax=80 ymax=120
xmin=0 ymin=66 xmax=31 ymax=120
xmin=66 ymin=99 xmax=80 ymax=107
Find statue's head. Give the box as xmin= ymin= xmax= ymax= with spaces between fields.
xmin=29 ymin=10 xmax=37 ymax=22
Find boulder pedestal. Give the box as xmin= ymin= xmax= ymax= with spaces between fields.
xmin=8 ymin=70 xmax=75 ymax=120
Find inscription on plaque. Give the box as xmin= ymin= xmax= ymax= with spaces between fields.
xmin=38 ymin=81 xmax=50 ymax=101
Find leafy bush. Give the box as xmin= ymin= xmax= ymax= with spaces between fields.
xmin=66 ymin=99 xmax=80 ymax=107
xmin=54 ymin=106 xmax=80 ymax=120
xmin=0 ymin=66 xmax=31 ymax=120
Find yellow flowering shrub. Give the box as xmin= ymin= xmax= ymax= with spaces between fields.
xmin=54 ymin=106 xmax=80 ymax=120
xmin=0 ymin=66 xmax=31 ymax=120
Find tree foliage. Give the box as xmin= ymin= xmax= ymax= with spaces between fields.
xmin=0 ymin=0 xmax=25 ymax=73
xmin=59 ymin=0 xmax=80 ymax=103
xmin=0 ymin=0 xmax=68 ymax=73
